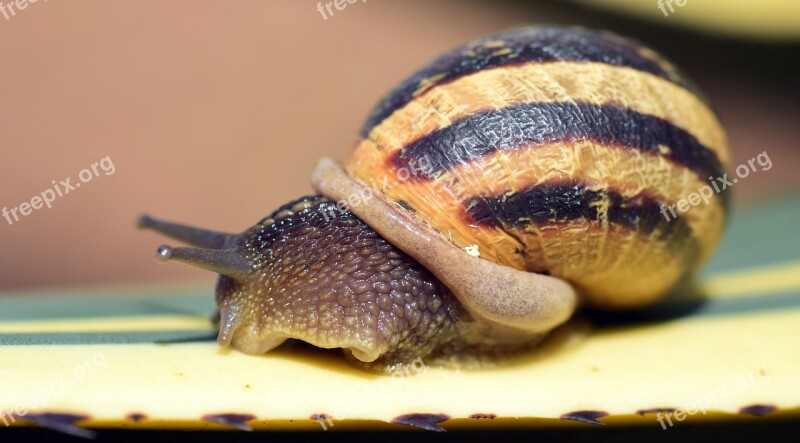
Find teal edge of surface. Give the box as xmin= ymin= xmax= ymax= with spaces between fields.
xmin=2 ymin=288 xmax=800 ymax=345
xmin=700 ymin=191 xmax=799 ymax=275
xmin=0 ymin=193 xmax=798 ymax=344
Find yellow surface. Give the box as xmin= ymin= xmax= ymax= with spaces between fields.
xmin=0 ymin=310 xmax=796 ymax=428
xmin=699 ymin=261 xmax=800 ymax=298
xmin=0 ymin=316 xmax=211 ymax=334
xmin=2 ymin=283 xmax=799 ymax=430
xmin=2 ymin=198 xmax=798 ymax=431
xmin=574 ymin=0 xmax=800 ymax=40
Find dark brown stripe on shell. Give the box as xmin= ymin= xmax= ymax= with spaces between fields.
xmin=361 ymin=26 xmax=702 ymax=137
xmin=464 ymin=181 xmax=698 ymax=256
xmin=391 ymin=102 xmax=725 ymax=190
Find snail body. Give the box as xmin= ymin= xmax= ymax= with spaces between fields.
xmin=140 ymin=27 xmax=729 ymax=370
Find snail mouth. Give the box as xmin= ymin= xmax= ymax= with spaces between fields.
xmin=217 ymin=308 xmax=385 ymax=362
xmin=217 ymin=306 xmax=290 ymax=354
xmin=231 ymin=334 xmax=289 ymax=355
xmin=216 ymin=306 xmax=240 ymax=347
xmin=348 ymin=347 xmax=381 ymax=363
xmin=214 ymin=294 xmax=392 ymax=362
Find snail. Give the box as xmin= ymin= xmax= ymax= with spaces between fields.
xmin=139 ymin=26 xmax=729 ymax=371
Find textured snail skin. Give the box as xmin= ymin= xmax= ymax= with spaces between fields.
xmin=212 ymin=196 xmax=508 ymax=370
xmin=142 ymin=196 xmax=544 ymax=370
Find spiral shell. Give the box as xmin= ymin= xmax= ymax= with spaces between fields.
xmin=346 ymin=27 xmax=729 ymax=308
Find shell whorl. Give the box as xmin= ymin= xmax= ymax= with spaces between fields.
xmin=346 ymin=27 xmax=729 ymax=308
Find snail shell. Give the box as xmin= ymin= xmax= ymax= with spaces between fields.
xmin=339 ymin=26 xmax=729 ymax=309
xmin=141 ymin=26 xmax=729 ymax=370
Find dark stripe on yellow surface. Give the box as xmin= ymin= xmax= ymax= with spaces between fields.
xmin=0 ymin=330 xmax=217 ymax=345
xmin=3 ymin=289 xmax=800 ymax=344
xmin=361 ymin=27 xmax=701 ymax=137
xmin=391 ymin=102 xmax=725 ymax=184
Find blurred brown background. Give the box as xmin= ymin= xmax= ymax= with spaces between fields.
xmin=1 ymin=0 xmax=798 ymax=291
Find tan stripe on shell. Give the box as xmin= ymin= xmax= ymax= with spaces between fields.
xmin=357 ymin=61 xmax=729 ymax=166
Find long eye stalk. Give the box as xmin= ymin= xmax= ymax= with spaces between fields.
xmin=139 ymin=214 xmax=251 ymax=279
xmin=138 ymin=214 xmax=237 ymax=249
